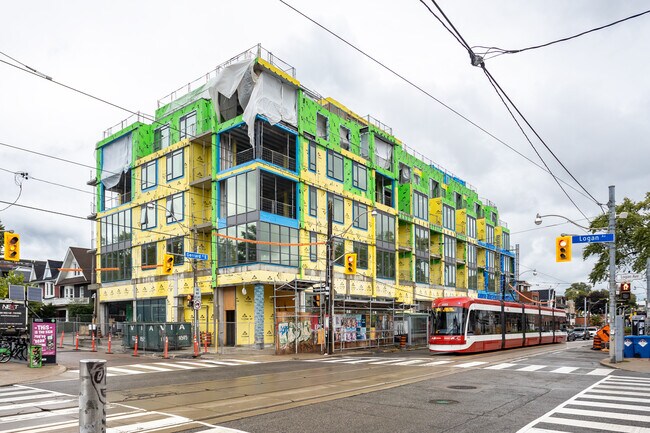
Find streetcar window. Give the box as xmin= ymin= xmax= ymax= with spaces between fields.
xmin=468 ymin=309 xmax=498 ymax=335
xmin=505 ymin=312 xmax=522 ymax=333
xmin=432 ymin=307 xmax=466 ymax=335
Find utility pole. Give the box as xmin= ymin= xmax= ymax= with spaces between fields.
xmin=326 ymin=200 xmax=334 ymax=355
xmin=608 ymin=185 xmax=619 ymax=363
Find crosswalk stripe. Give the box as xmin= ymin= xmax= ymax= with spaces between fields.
xmin=540 ymin=415 xmax=641 ymax=432
xmin=606 ymin=376 xmax=650 ymax=383
xmin=598 ymin=384 xmax=644 ymax=391
xmin=549 ymin=366 xmax=578 ymax=374
xmin=340 ymin=358 xmax=385 ymax=364
xmin=523 ymin=428 xmax=568 ymax=433
xmin=588 ymin=389 xmax=650 ymax=397
xmin=151 ymin=362 xmax=196 ymax=369
xmin=454 ymin=361 xmax=487 ymax=368
xmin=580 ymin=393 xmax=650 ymax=403
xmin=0 ymin=399 xmax=75 ymax=412
xmin=318 ymin=357 xmax=357 ymax=363
xmin=107 ymin=366 xmax=144 ymax=375
xmin=420 ymin=360 xmax=453 ymax=366
xmin=106 ymin=413 xmax=193 ymax=433
xmin=0 ymin=407 xmax=78 ymax=423
xmin=220 ymin=359 xmax=260 ymax=364
xmin=586 ymin=368 xmax=612 ymax=376
xmin=0 ymin=389 xmax=44 ymax=398
xmin=128 ymin=363 xmax=172 ymax=372
xmin=201 ymin=360 xmax=246 ymax=367
xmin=390 ymin=360 xmax=429 ymax=366
xmin=0 ymin=393 xmax=63 ymax=404
xmin=555 ymin=406 xmax=650 ymax=422
xmin=485 ymin=363 xmax=518 ymax=370
xmin=517 ymin=365 xmax=545 ymax=372
xmin=175 ymin=361 xmax=217 ymax=368
xmin=368 ymin=358 xmax=407 ymax=365
xmin=569 ymin=399 xmax=650 ymax=412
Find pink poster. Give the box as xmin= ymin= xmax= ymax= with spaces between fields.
xmin=31 ymin=320 xmax=57 ymax=363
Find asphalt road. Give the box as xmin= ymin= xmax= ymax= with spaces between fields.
xmin=2 ymin=341 xmax=647 ymax=432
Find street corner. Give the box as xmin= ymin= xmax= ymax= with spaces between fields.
xmin=600 ymin=357 xmax=650 ymax=374
xmin=0 ymin=361 xmax=67 ymax=386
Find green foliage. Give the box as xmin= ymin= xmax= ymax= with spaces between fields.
xmin=564 ymin=282 xmax=591 ymax=301
xmin=68 ymin=303 xmax=94 ymax=318
xmin=590 ymin=315 xmax=604 ymax=326
xmin=0 ymin=271 xmax=24 ymax=299
xmin=29 ymin=302 xmax=57 ymax=319
xmin=583 ymin=193 xmax=650 ymax=284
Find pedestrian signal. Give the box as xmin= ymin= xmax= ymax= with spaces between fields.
xmin=3 ymin=232 xmax=20 ymax=261
xmin=162 ymin=253 xmax=174 ymax=275
xmin=555 ymin=236 xmax=572 ymax=262
xmin=620 ymin=282 xmax=631 ymax=300
xmin=344 ymin=253 xmax=357 ymax=275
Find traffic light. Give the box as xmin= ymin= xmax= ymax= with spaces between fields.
xmin=620 ymin=282 xmax=631 ymax=300
xmin=3 ymin=232 xmax=20 ymax=261
xmin=186 ymin=294 xmax=194 ymax=308
xmin=555 ymin=236 xmax=572 ymax=262
xmin=344 ymin=253 xmax=357 ymax=275
xmin=162 ymin=253 xmax=174 ymax=275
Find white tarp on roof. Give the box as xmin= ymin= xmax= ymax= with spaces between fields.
xmin=207 ymin=59 xmax=297 ymax=144
xmin=101 ymin=133 xmax=132 ymax=189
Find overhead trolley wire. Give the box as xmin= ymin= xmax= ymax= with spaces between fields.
xmin=276 ymin=1 xmax=597 ymax=205
xmin=422 ymin=0 xmax=601 ymax=217
xmin=471 ymin=9 xmax=650 ymax=60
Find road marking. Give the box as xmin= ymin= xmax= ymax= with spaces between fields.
xmin=485 ymin=363 xmax=518 ymax=370
xmin=586 ymin=368 xmax=612 ymax=376
xmin=517 ymin=365 xmax=545 ymax=372
xmin=588 ymin=388 xmax=650 ymax=397
xmin=0 ymin=407 xmax=78 ymax=423
xmin=317 ymin=357 xmax=358 ymax=363
xmin=175 ymin=361 xmax=217 ymax=368
xmin=151 ymin=362 xmax=196 ymax=369
xmin=0 ymin=399 xmax=75 ymax=412
xmin=106 ymin=413 xmax=193 ymax=433
xmin=107 ymin=366 xmax=145 ymax=375
xmin=579 ymin=393 xmax=650 ymax=403
xmin=390 ymin=359 xmax=429 ymax=366
xmin=548 ymin=366 xmax=578 ymax=374
xmin=340 ymin=358 xmax=386 ymax=364
xmin=201 ymin=360 xmax=250 ymax=366
xmin=569 ymin=399 xmax=650 ymax=412
xmin=368 ymin=358 xmax=407 ymax=365
xmin=127 ymin=363 xmax=172 ymax=372
xmin=453 ymin=361 xmax=488 ymax=368
xmin=420 ymin=360 xmax=454 ymax=366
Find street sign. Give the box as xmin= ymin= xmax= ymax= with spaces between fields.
xmin=616 ymin=273 xmax=646 ymax=282
xmin=571 ymin=233 xmax=615 ymax=244
xmin=193 ymin=286 xmax=202 ymax=303
xmin=193 ymin=300 xmax=202 ymax=310
xmin=184 ymin=252 xmax=208 ymax=261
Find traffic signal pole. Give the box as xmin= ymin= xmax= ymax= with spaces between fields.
xmin=608 ymin=186 xmax=619 ymax=363
xmin=327 ymin=200 xmax=334 ymax=355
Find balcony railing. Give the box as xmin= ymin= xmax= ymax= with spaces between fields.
xmin=103 ymin=112 xmax=150 ymax=139
xmin=103 ymin=192 xmax=131 ymax=211
xmin=260 ymin=197 xmax=295 ymax=218
xmin=260 ymin=147 xmax=295 ymax=171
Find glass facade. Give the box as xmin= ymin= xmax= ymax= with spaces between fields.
xmin=217 ymin=222 xmax=299 ymax=267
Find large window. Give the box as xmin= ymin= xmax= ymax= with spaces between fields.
xmin=100 ymin=209 xmax=132 ymax=246
xmin=310 ymin=232 xmax=317 ymax=262
xmin=467 ymin=216 xmax=477 ymax=239
xmin=444 ymin=235 xmax=456 ymax=287
xmin=166 ymin=236 xmax=184 ymax=265
xmin=329 ymin=194 xmax=344 ymax=224
xmin=220 ymin=171 xmax=258 ymax=218
xmin=443 ymin=205 xmax=456 ymax=231
xmin=308 ymin=141 xmax=317 ymax=172
xmin=376 ymin=249 xmax=395 ymax=279
xmin=141 ymin=161 xmax=157 ymax=191
xmin=399 ymin=163 xmax=411 ymax=184
xmin=360 ymin=132 xmax=369 ymax=159
xmin=140 ymin=203 xmax=156 ymax=230
xmin=352 ymin=201 xmax=368 ymax=230
xmin=141 ymin=242 xmax=157 ymax=269
xmin=136 ymin=299 xmax=166 ymax=322
xmin=309 ymin=186 xmax=318 ymax=217
xmin=179 ymin=111 xmax=196 ymax=140
xmin=430 ymin=179 xmax=440 ymax=198
xmin=100 ymin=248 xmax=132 ymax=283
xmin=486 ymin=224 xmax=495 ymax=244
xmin=416 ymin=258 xmax=429 ymax=284
xmin=166 ymin=193 xmax=183 ymax=224
xmin=316 ymin=113 xmax=328 ymax=140
xmin=467 ymin=244 xmax=478 ymax=290
xmin=327 ymin=150 xmax=344 ymax=182
xmin=415 ymin=225 xmax=429 ymax=256
xmin=166 ymin=148 xmax=184 ymax=181
xmin=352 ymin=162 xmax=367 ymax=190
xmin=218 ymin=222 xmax=299 ymax=267
xmin=333 ymin=237 xmax=345 ymax=266
xmin=353 ymin=241 xmax=369 ymax=269
xmin=413 ymin=191 xmax=428 ymax=220
xmin=153 ymin=125 xmax=170 ymax=151
xmin=376 ymin=173 xmax=393 ymax=207
xmin=376 ymin=212 xmax=395 ymax=245
xmin=502 ymin=231 xmax=510 ymax=250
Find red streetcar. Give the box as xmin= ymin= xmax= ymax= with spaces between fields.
xmin=429 ymin=297 xmax=567 ymax=354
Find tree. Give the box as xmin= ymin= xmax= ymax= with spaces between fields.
xmin=0 ymin=271 xmax=24 ymax=299
xmin=583 ymin=193 xmax=650 ymax=284
xmin=564 ymin=282 xmax=591 ymax=301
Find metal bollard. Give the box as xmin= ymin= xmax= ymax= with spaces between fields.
xmin=79 ymin=359 xmax=107 ymax=433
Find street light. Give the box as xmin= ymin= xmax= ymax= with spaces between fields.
xmin=326 ymin=203 xmax=377 ymax=355
xmin=535 ymin=185 xmax=624 ymax=362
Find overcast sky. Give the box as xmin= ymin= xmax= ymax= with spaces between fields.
xmin=1 ymin=1 xmax=648 ymax=299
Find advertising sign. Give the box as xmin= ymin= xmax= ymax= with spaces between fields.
xmin=0 ymin=301 xmax=27 ymax=330
xmin=30 ymin=319 xmax=57 ymax=364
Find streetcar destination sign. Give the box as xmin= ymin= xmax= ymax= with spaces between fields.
xmin=571 ymin=234 xmax=614 ymax=244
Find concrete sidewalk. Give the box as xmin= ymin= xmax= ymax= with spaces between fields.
xmin=601 ymin=357 xmax=650 ymax=374
xmin=0 ymin=361 xmax=66 ymax=387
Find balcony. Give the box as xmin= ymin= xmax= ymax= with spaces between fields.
xmin=260 ymin=198 xmax=295 ymax=218
xmin=47 ymin=297 xmax=90 ymax=307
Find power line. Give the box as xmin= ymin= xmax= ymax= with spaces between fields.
xmin=472 ymin=9 xmax=650 ymax=60
xmin=276 ymin=1 xmax=598 ymax=204
xmin=422 ymin=0 xmax=600 ymax=217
